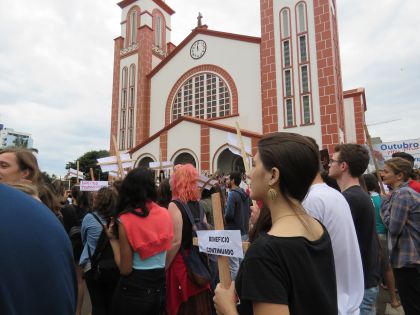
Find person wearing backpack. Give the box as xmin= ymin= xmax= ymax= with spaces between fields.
xmin=106 ymin=168 xmax=173 ymax=315
xmin=224 ymin=171 xmax=251 ymax=280
xmin=79 ymin=186 xmax=119 ymax=315
xmin=61 ymin=185 xmax=90 ymax=315
xmin=165 ymin=164 xmax=213 ymax=315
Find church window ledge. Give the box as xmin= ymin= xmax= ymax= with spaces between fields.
xmin=152 ymin=45 xmax=167 ymax=57
xmin=120 ymin=43 xmax=139 ymax=56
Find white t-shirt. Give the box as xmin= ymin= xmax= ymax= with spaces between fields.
xmin=303 ymin=183 xmax=364 ymax=315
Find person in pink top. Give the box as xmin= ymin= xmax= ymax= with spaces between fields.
xmin=107 ymin=168 xmax=173 ymax=315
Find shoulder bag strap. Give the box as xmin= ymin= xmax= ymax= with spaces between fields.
xmin=86 ymin=212 xmax=106 ymax=263
xmin=173 ymin=199 xmax=197 ymax=229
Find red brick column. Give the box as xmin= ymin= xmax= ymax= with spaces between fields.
xmin=136 ymin=25 xmax=153 ymax=145
xmin=260 ymin=0 xmax=279 ymax=134
xmin=110 ymin=37 xmax=124 ymax=154
xmin=200 ymin=125 xmax=210 ymax=172
xmin=353 ymin=95 xmax=365 ymax=144
xmin=167 ymin=42 xmax=176 ymax=54
xmin=314 ymin=0 xmax=343 ymax=152
xmin=160 ymin=131 xmax=168 ymax=160
xmin=251 ymin=137 xmax=259 ymax=156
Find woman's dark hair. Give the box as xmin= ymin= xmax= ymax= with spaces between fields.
xmin=93 ymin=187 xmax=117 ymax=220
xmin=258 ymin=132 xmax=319 ymax=203
xmin=249 ymin=204 xmax=271 ymax=243
xmin=71 ymin=185 xmax=91 ymax=209
xmin=362 ymin=173 xmax=381 ymax=194
xmin=115 ymin=167 xmax=157 ymax=217
xmin=38 ymin=183 xmax=62 ymax=215
xmin=157 ymin=178 xmax=172 ymax=209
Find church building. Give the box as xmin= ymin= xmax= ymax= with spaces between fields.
xmin=109 ymin=0 xmax=367 ymax=174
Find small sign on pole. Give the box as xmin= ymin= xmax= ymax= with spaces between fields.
xmin=196 ymin=230 xmax=244 ymax=259
xmin=80 ymin=180 xmax=109 ymax=192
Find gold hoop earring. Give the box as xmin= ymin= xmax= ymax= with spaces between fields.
xmin=267 ymin=185 xmax=278 ymax=201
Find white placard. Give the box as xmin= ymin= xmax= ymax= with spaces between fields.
xmin=80 ymin=181 xmax=109 ymax=191
xmin=97 ymin=153 xmax=133 ymax=172
xmin=149 ymin=161 xmax=173 ymax=170
xmin=197 ymin=174 xmax=218 ymax=190
xmin=67 ymin=168 xmax=84 ymax=179
xmin=196 ymin=230 xmax=244 ymax=258
xmin=227 ymin=133 xmax=252 ymax=156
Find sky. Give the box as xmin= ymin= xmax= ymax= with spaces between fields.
xmin=0 ymin=0 xmax=418 ymax=176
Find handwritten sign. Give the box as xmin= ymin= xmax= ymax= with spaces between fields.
xmin=80 ymin=181 xmax=108 ymax=192
xmin=196 ymin=230 xmax=244 ymax=259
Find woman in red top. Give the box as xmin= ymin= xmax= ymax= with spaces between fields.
xmin=107 ymin=168 xmax=173 ymax=315
xmin=166 ymin=164 xmax=213 ymax=315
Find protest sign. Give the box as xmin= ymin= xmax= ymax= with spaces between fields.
xmin=368 ymin=138 xmax=420 ymax=169
xmin=196 ymin=230 xmax=244 ymax=259
xmin=80 ymin=181 xmax=108 ymax=192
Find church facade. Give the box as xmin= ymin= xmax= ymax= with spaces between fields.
xmin=110 ymin=0 xmax=367 ymax=174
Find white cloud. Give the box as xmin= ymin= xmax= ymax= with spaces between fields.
xmin=0 ymin=0 xmax=418 ymax=175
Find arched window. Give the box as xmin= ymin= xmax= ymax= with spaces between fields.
xmin=127 ymin=64 xmax=136 ymax=148
xmin=153 ymin=10 xmax=166 ymax=50
xmin=125 ymin=7 xmax=139 ymax=47
xmin=119 ymin=67 xmax=128 ymax=150
xmin=171 ymin=73 xmax=231 ymax=121
xmin=295 ymin=1 xmax=313 ymax=125
xmin=280 ymin=8 xmax=295 ymax=127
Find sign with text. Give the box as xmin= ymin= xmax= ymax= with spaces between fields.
xmin=367 ymin=138 xmax=420 ymax=170
xmin=196 ymin=230 xmax=244 ymax=259
xmin=80 ymin=181 xmax=108 ymax=192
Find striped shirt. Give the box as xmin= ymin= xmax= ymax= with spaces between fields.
xmin=380 ymin=182 xmax=420 ymax=268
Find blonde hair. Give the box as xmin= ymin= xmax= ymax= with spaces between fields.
xmin=385 ymin=157 xmax=413 ymax=182
xmin=8 ymin=183 xmax=39 ymax=198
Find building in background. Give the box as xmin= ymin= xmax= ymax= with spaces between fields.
xmin=0 ymin=124 xmax=33 ymax=149
xmin=109 ymin=0 xmax=367 ymax=174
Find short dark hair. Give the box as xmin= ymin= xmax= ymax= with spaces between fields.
xmin=392 ymin=152 xmax=415 ymax=167
xmin=229 ymin=171 xmax=242 ymax=186
xmin=93 ymin=187 xmax=117 ymax=220
xmin=362 ymin=173 xmax=380 ymax=194
xmin=334 ymin=144 xmax=369 ymax=178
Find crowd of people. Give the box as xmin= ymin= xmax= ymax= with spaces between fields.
xmin=0 ymin=132 xmax=419 ymax=315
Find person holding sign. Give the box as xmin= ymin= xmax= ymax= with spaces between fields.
xmin=165 ymin=164 xmax=213 ymax=315
xmin=214 ymin=132 xmax=337 ymax=315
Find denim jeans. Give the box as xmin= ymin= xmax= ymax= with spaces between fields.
xmin=359 ymin=286 xmax=379 ymax=315
xmin=112 ymin=268 xmax=165 ymax=315
xmin=228 ymin=234 xmax=248 ymax=280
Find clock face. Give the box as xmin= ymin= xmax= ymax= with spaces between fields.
xmin=190 ymin=40 xmax=207 ymax=59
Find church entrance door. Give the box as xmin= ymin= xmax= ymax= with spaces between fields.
xmin=173 ymin=152 xmax=197 ymax=167
xmin=217 ymin=148 xmax=245 ymax=175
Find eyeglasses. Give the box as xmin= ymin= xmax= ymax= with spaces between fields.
xmin=329 ymin=159 xmax=341 ymax=165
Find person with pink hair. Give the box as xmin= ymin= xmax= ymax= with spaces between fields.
xmin=165 ymin=164 xmax=213 ymax=315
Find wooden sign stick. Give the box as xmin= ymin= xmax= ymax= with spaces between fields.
xmin=90 ymin=168 xmax=95 ymax=181
xmin=112 ymin=135 xmax=124 ymax=179
xmin=211 ymin=193 xmax=232 ymax=288
xmin=364 ymin=124 xmax=386 ymax=194
xmin=76 ymin=161 xmax=80 ymax=184
xmin=192 ymin=193 xmax=250 ymax=288
xmin=235 ymin=122 xmax=258 ymax=208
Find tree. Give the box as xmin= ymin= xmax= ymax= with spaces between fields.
xmin=66 ymin=150 xmax=109 ymax=181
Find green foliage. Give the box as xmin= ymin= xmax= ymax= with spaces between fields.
xmin=66 ymin=150 xmax=109 ymax=180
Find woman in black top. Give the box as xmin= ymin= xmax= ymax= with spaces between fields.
xmin=214 ymin=132 xmax=337 ymax=315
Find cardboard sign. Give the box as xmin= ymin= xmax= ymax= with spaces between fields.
xmin=196 ymin=230 xmax=244 ymax=259
xmin=67 ymin=168 xmax=84 ymax=179
xmin=97 ymin=154 xmax=133 ymax=172
xmin=80 ymin=181 xmax=108 ymax=191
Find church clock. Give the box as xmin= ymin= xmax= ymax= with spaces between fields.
xmin=190 ymin=40 xmax=207 ymax=59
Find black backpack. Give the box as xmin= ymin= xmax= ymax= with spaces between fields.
xmin=67 ymin=205 xmax=86 ymax=260
xmin=172 ymin=200 xmax=212 ymax=287
xmin=87 ymin=213 xmax=120 ymax=284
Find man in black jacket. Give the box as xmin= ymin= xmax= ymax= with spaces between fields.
xmin=224 ymin=171 xmax=251 ymax=280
